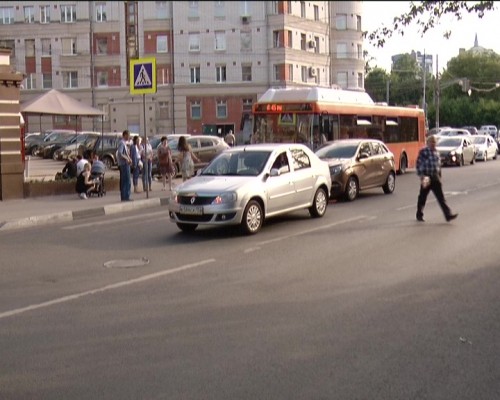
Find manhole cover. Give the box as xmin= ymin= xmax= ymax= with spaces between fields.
xmin=103 ymin=257 xmax=150 ymax=269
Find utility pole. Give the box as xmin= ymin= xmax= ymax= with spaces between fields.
xmin=435 ymin=55 xmax=439 ymax=129
xmin=386 ymin=79 xmax=390 ymax=105
xmin=422 ymin=50 xmax=426 ymax=114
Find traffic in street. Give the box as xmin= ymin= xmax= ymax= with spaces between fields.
xmin=1 ymin=158 xmax=500 ymax=399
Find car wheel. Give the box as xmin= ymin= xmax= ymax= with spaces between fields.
xmin=30 ymin=146 xmax=40 ymax=156
xmin=176 ymin=223 xmax=197 ymax=233
xmin=240 ymin=200 xmax=263 ymax=235
xmin=102 ymin=156 xmax=113 ymax=170
xmin=309 ymin=187 xmax=328 ymax=218
xmin=344 ymin=176 xmax=358 ymax=202
xmin=383 ymin=171 xmax=396 ymax=194
xmin=398 ymin=154 xmax=407 ymax=175
xmin=494 ymin=152 xmax=497 ymax=160
xmin=52 ymin=152 xmax=59 ymax=161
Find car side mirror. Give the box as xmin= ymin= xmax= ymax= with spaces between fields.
xmin=358 ymin=152 xmax=369 ymax=160
xmin=270 ymin=168 xmax=280 ymax=177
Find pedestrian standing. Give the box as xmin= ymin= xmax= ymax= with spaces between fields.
xmin=178 ymin=135 xmax=200 ymax=182
xmin=130 ymin=136 xmax=143 ymax=193
xmin=416 ymin=135 xmax=458 ymax=222
xmin=157 ymin=136 xmax=174 ymax=191
xmin=141 ymin=136 xmax=153 ymax=192
xmin=225 ymin=130 xmax=236 ymax=147
xmin=117 ymin=130 xmax=133 ymax=202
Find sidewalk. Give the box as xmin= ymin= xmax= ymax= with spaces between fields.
xmin=0 ymin=178 xmax=179 ymax=231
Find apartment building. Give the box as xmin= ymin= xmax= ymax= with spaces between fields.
xmin=0 ymin=1 xmax=364 ymax=136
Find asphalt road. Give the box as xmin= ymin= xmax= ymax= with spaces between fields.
xmin=1 ymin=160 xmax=500 ymax=399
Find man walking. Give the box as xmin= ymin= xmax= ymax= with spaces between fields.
xmin=117 ymin=130 xmax=133 ymax=201
xmin=416 ymin=135 xmax=458 ymax=222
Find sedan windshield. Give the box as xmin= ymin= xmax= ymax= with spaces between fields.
xmin=315 ymin=143 xmax=358 ymax=159
xmin=472 ymin=137 xmax=487 ymax=145
xmin=201 ymin=151 xmax=271 ymax=176
xmin=438 ymin=138 xmax=462 ymax=147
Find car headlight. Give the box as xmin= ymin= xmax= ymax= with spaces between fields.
xmin=450 ymin=151 xmax=456 ymax=156
xmin=171 ymin=190 xmax=179 ymax=203
xmin=212 ymin=192 xmax=237 ymax=205
xmin=330 ymin=165 xmax=342 ymax=175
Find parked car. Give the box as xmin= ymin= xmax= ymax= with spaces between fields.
xmin=461 ymin=126 xmax=479 ymax=135
xmin=153 ymin=135 xmax=227 ymax=178
xmin=53 ymin=132 xmax=100 ymax=161
xmin=315 ymin=139 xmax=396 ymax=201
xmin=92 ymin=132 xmax=139 ymax=169
xmin=472 ymin=135 xmax=498 ymax=161
xmin=25 ymin=129 xmax=75 ymax=156
xmin=436 ymin=128 xmax=471 ymax=137
xmin=168 ymin=143 xmax=331 ymax=234
xmin=436 ymin=136 xmax=475 ymax=166
xmin=478 ymin=125 xmax=498 ymax=138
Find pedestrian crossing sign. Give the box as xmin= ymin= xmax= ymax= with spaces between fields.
xmin=130 ymin=57 xmax=156 ymax=95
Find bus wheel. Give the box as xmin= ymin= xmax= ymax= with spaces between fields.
xmin=398 ymin=154 xmax=407 ymax=175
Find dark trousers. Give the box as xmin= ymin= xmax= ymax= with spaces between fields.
xmin=119 ymin=164 xmax=131 ymax=201
xmin=417 ymin=175 xmax=451 ymax=219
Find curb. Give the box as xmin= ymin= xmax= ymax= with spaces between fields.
xmin=0 ymin=197 xmax=169 ymax=231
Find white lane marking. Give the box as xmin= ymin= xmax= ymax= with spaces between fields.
xmin=0 ymin=259 xmax=216 ymax=320
xmin=256 ymin=216 xmax=368 ymax=246
xmin=244 ymin=247 xmax=261 ymax=253
xmin=62 ymin=211 xmax=167 ymax=230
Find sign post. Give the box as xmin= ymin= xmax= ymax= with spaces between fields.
xmin=130 ymin=57 xmax=156 ymax=198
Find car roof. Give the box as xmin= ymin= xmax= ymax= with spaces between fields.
xmin=234 ymin=143 xmax=312 ymax=152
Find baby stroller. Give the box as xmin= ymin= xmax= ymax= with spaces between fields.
xmin=88 ymin=172 xmax=106 ymax=197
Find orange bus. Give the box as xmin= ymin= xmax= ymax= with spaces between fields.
xmin=251 ymin=87 xmax=426 ymax=174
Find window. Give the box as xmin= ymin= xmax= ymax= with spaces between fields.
xmin=273 ymin=31 xmax=280 ymax=48
xmin=271 ymin=1 xmax=278 ymax=14
xmin=314 ymin=36 xmax=320 ymax=53
xmin=96 ymin=38 xmax=107 ymax=55
xmin=42 ymin=73 xmax=52 ymax=89
xmin=215 ymin=1 xmax=225 ymax=17
xmin=25 ymin=73 xmax=36 ymax=90
xmin=291 ymin=148 xmax=311 ymax=170
xmin=157 ymin=66 xmax=170 ymax=85
xmin=61 ymin=4 xmax=76 ymax=23
xmin=156 ymin=1 xmax=168 ymax=19
xmin=63 ymin=71 xmax=78 ymax=88
xmin=337 ymin=71 xmax=348 ymax=88
xmin=157 ymin=35 xmax=168 ymax=53
xmin=190 ymin=65 xmax=200 ymax=83
xmin=285 ymin=1 xmax=292 ymax=14
xmin=300 ymin=34 xmax=306 ymax=50
xmin=287 ymin=31 xmax=292 ymax=48
xmin=188 ymin=1 xmax=199 ymax=18
xmin=216 ymin=100 xmax=227 ymax=118
xmin=357 ymin=44 xmax=362 ymax=59
xmin=336 ymin=42 xmax=347 ymax=59
xmin=301 ymin=66 xmax=307 ymax=82
xmin=96 ymin=3 xmax=107 ymax=22
xmin=96 ymin=71 xmax=108 ymax=87
xmin=288 ymin=64 xmax=293 ymax=81
xmin=158 ymin=101 xmax=169 ymax=119
xmin=240 ymin=30 xmax=252 ymax=51
xmin=24 ymin=6 xmax=35 ymax=23
xmin=216 ymin=65 xmax=226 ymax=83
xmin=314 ymin=68 xmax=320 ymax=84
xmin=62 ymin=38 xmax=77 ymax=55
xmin=242 ymin=64 xmax=252 ymax=81
xmin=273 ymin=65 xmax=282 ymax=81
xmin=191 ymin=100 xmax=201 ymax=119
xmin=25 ymin=39 xmax=35 ymax=57
xmin=41 ymin=39 xmax=51 ymax=56
xmin=215 ymin=31 xmax=226 ymax=51
xmin=313 ymin=5 xmax=319 ymax=21
xmin=0 ymin=7 xmax=14 ymax=24
xmin=240 ymin=0 xmax=251 ymax=16
xmin=357 ymin=73 xmax=363 ymax=88
xmin=300 ymin=1 xmax=305 ymax=18
xmin=357 ymin=15 xmax=362 ymax=31
xmin=189 ymin=33 xmax=200 ymax=52
xmin=0 ymin=40 xmax=15 ymax=57
xmin=40 ymin=5 xmax=50 ymax=23
xmin=242 ymin=98 xmax=252 ymax=112
xmin=336 ymin=14 xmax=347 ymax=30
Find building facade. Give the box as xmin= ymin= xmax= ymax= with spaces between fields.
xmin=0 ymin=1 xmax=364 ymax=136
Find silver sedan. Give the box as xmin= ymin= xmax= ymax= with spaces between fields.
xmin=168 ymin=143 xmax=332 ymax=235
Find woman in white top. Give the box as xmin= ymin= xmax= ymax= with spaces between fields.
xmin=177 ymin=136 xmax=200 ymax=182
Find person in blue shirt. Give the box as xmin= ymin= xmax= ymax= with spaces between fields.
xmin=416 ymin=135 xmax=458 ymax=222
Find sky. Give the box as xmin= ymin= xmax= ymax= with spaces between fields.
xmin=362 ymin=1 xmax=500 ymax=73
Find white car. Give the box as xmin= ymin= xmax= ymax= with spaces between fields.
xmin=478 ymin=125 xmax=498 ymax=139
xmin=472 ymin=135 xmax=498 ymax=161
xmin=168 ymin=143 xmax=332 ymax=235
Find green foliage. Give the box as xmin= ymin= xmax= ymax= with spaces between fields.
xmin=364 ymin=68 xmax=389 ymax=103
xmin=365 ymin=1 xmax=495 ymax=48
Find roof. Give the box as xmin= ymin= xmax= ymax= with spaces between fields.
xmin=21 ymin=89 xmax=105 ymax=116
xmin=257 ymin=87 xmax=374 ymax=105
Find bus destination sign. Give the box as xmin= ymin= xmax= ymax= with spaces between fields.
xmin=255 ymin=103 xmax=313 ymax=113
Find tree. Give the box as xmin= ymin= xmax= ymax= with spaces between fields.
xmin=365 ymin=1 xmax=495 ymax=48
xmin=389 ymin=54 xmax=423 ymax=106
xmin=365 ymin=67 xmax=389 ymax=103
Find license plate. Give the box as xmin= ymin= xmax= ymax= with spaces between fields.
xmin=179 ymin=205 xmax=203 ymax=215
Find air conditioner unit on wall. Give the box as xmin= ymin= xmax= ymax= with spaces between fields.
xmin=241 ymin=15 xmax=250 ymax=24
xmin=309 ymin=67 xmax=317 ymax=78
xmin=309 ymin=40 xmax=316 ymax=49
